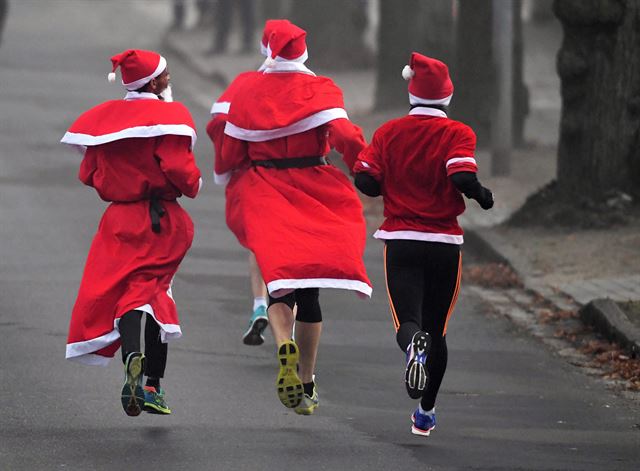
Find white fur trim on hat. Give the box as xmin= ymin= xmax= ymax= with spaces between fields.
xmin=402 ymin=65 xmax=414 ymax=80
xmin=265 ymin=46 xmax=309 ymax=65
xmin=123 ymin=55 xmax=167 ymax=91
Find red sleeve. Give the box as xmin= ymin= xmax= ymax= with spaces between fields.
xmin=155 ymin=134 xmax=202 ymax=198
xmin=206 ymin=115 xmax=226 ymax=173
xmin=78 ymin=150 xmax=97 ymax=187
xmin=220 ymin=133 xmax=250 ymax=174
xmin=325 ymin=118 xmax=366 ymax=172
xmin=353 ymin=127 xmax=384 ymax=180
xmin=445 ymin=125 xmax=478 ymax=176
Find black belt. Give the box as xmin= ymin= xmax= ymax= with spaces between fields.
xmin=149 ymin=195 xmax=166 ymax=234
xmin=252 ymin=156 xmax=328 ymax=170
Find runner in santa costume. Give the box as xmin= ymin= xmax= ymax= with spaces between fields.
xmin=218 ymin=21 xmax=372 ymax=415
xmin=353 ymin=52 xmax=494 ymax=436
xmin=207 ymin=19 xmax=291 ymax=347
xmin=61 ymin=49 xmax=202 ymax=416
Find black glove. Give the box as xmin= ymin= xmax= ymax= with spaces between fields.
xmin=478 ymin=186 xmax=494 ymax=210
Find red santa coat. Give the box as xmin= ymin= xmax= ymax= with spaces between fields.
xmin=218 ymin=64 xmax=372 ymax=298
xmin=61 ymin=92 xmax=201 ymax=365
xmin=206 ymin=71 xmax=260 ymax=185
xmin=353 ymin=107 xmax=478 ymax=244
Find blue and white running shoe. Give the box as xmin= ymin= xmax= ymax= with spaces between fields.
xmin=405 ymin=331 xmax=431 ymax=399
xmin=411 ymin=408 xmax=436 ymax=436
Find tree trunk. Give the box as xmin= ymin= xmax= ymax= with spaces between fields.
xmin=290 ymin=0 xmax=372 ymax=70
xmin=452 ymin=1 xmax=494 ymax=145
xmin=0 ymin=0 xmax=7 ymax=46
xmin=509 ymin=0 xmax=639 ymax=228
xmin=453 ymin=1 xmax=528 ymax=148
xmin=554 ymin=0 xmax=640 ymax=199
xmin=513 ymin=0 xmax=529 ymax=147
xmin=531 ymin=0 xmax=555 ymax=22
xmin=374 ymin=0 xmax=454 ymax=110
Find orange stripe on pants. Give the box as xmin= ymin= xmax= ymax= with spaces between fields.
xmin=442 ymin=251 xmax=462 ymax=336
xmin=383 ymin=244 xmax=401 ymax=331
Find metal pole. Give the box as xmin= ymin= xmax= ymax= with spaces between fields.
xmin=491 ymin=0 xmax=513 ymax=176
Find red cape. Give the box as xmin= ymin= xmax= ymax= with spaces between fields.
xmin=210 ymin=71 xmax=260 ymax=115
xmin=61 ymin=99 xmax=197 ymax=149
xmin=224 ymin=72 xmax=348 ymax=141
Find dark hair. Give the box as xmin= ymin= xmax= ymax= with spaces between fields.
xmin=409 ymin=104 xmax=448 ymax=114
xmin=135 ymin=82 xmax=152 ymax=93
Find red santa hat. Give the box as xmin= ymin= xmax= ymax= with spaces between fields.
xmin=265 ymin=21 xmax=308 ymax=66
xmin=107 ymin=49 xmax=167 ymax=91
xmin=260 ymin=19 xmax=292 ymax=57
xmin=402 ymin=52 xmax=453 ymax=106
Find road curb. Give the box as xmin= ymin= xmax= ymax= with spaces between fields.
xmin=580 ymin=298 xmax=640 ymax=357
xmin=466 ymin=228 xmax=640 ymax=357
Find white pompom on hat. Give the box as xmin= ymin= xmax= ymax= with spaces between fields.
xmin=108 ymin=49 xmax=167 ymax=91
xmin=402 ymin=65 xmax=415 ymax=80
xmin=403 ymin=52 xmax=454 ymax=106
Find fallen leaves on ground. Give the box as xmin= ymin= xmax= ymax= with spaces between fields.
xmin=478 ymin=275 xmax=640 ymax=393
xmin=464 ymin=263 xmax=523 ymax=289
xmin=538 ymin=309 xmax=578 ymax=324
xmin=577 ymin=340 xmax=640 ymax=390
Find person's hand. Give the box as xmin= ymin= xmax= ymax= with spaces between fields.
xmin=479 ymin=187 xmax=494 ymax=210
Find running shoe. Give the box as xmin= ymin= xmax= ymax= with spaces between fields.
xmin=143 ymin=386 xmax=172 ymax=415
xmin=276 ymin=340 xmax=304 ymax=408
xmin=121 ymin=352 xmax=145 ymax=417
xmin=294 ymin=382 xmax=319 ymax=415
xmin=411 ymin=408 xmax=436 ymax=436
xmin=242 ymin=305 xmax=269 ymax=346
xmin=405 ymin=331 xmax=431 ymax=399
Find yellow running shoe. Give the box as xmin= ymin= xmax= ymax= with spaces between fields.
xmin=121 ymin=352 xmax=145 ymax=417
xmin=143 ymin=386 xmax=172 ymax=415
xmin=294 ymin=383 xmax=319 ymax=415
xmin=276 ymin=340 xmax=303 ymax=408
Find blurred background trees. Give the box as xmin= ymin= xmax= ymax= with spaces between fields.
xmin=374 ymin=0 xmax=529 ymax=153
xmin=290 ymin=0 xmax=372 ymax=70
xmin=554 ymin=0 xmax=639 ymax=201
xmin=174 ymin=0 xmax=637 ymax=222
xmin=0 ymin=0 xmax=8 ymax=46
xmin=374 ymin=0 xmax=453 ymax=109
xmin=512 ymin=0 xmax=639 ymax=227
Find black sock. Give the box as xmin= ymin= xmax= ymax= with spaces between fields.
xmin=119 ymin=311 xmax=143 ymax=363
xmin=146 ymin=377 xmax=160 ymax=389
xmin=303 ymin=381 xmax=315 ymax=397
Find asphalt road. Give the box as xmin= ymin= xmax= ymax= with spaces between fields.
xmin=0 ymin=1 xmax=638 ymax=470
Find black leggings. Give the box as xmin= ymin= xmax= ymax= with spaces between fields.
xmin=119 ymin=310 xmax=168 ymax=378
xmin=384 ymin=240 xmax=462 ymax=410
xmin=268 ymin=288 xmax=322 ymax=323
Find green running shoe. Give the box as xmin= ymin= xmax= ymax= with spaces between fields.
xmin=294 ymin=383 xmax=319 ymax=415
xmin=121 ymin=352 xmax=145 ymax=417
xmin=242 ymin=305 xmax=269 ymax=346
xmin=143 ymin=386 xmax=172 ymax=415
xmin=276 ymin=340 xmax=303 ymax=408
